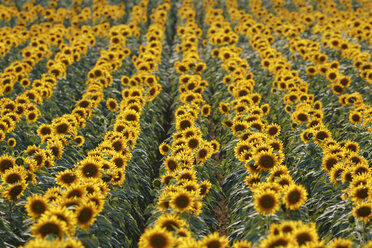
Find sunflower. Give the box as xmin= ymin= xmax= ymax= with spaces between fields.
xmin=350 ymin=184 xmax=370 ymax=202
xmin=77 ymin=157 xmax=102 ymax=179
xmin=344 ymin=140 xmax=359 ymax=153
xmin=22 ymin=238 xmax=55 ymax=248
xmin=219 ymin=102 xmax=229 ymax=114
xmin=283 ymin=184 xmax=308 ymax=210
xmin=2 ymin=181 xmax=27 ymax=201
xmin=293 ymin=111 xmax=309 ymax=124
xmin=199 ymin=232 xmax=229 ymax=248
xmin=197 ymin=145 xmax=212 ymax=163
xmin=262 ymin=232 xmax=297 ymax=248
xmin=254 ymin=151 xmax=278 ymax=171
xmin=0 ymin=154 xmax=15 ymax=174
xmin=111 ymin=153 xmax=128 ymax=169
xmin=159 ymin=142 xmax=170 ymax=155
xmin=322 ymin=154 xmax=339 ymax=172
xmin=327 ymin=238 xmax=353 ymax=248
xmin=44 ymin=186 xmax=61 ymax=202
xmin=293 ymin=225 xmax=319 ymax=247
xmin=155 ymin=213 xmax=187 ymax=232
xmin=57 ymin=238 xmax=84 ymax=248
xmin=232 ymin=121 xmax=249 ymax=134
xmin=0 ymin=130 xmax=5 ymax=142
xmin=350 ymin=172 xmax=370 ymax=188
xmin=232 ymin=240 xmax=251 ymax=248
xmin=25 ymin=194 xmax=49 ymax=219
xmin=37 ymin=124 xmax=53 ymax=138
xmin=75 ymin=200 xmax=98 ymax=229
xmin=314 ymin=129 xmax=331 ymax=145
xmin=352 ymin=201 xmax=372 ymax=221
xmin=32 ymin=215 xmax=68 ymax=239
xmin=266 ymin=123 xmax=281 ymax=137
xmin=199 ymin=180 xmax=212 ymax=197
xmin=349 ymin=111 xmax=362 ymax=124
xmin=187 ymin=136 xmax=200 ymax=151
xmin=245 ymin=174 xmax=261 ymax=189
xmin=158 ymin=191 xmax=172 ymax=212
xmin=46 ymin=138 xmax=64 ymax=160
xmin=253 ymin=189 xmax=280 ymax=215
xmin=170 ymin=189 xmax=194 ymax=213
xmin=300 ymin=130 xmax=313 ymax=144
xmin=201 ymin=104 xmax=211 ymax=117
xmin=268 ymin=165 xmax=289 ymax=182
xmin=279 ymin=221 xmax=298 ymax=235
xmin=56 ymin=169 xmax=78 ymax=187
xmin=207 ymin=139 xmax=219 ymax=153
xmin=26 ymin=110 xmax=39 ymax=123
xmin=161 ymin=156 xmax=178 ymax=173
xmin=1 ymin=165 xmax=27 ymax=184
xmin=138 ymin=226 xmax=175 ymax=248
xmin=106 ymin=98 xmax=118 ymax=111
xmin=331 ymin=83 xmax=344 ymax=95
xmin=329 ymin=163 xmax=345 ymax=185
xmin=275 ymin=174 xmax=295 ymax=188
xmin=7 ymin=137 xmax=16 ymax=148
xmin=74 ymin=135 xmax=85 ymax=146
xmin=31 ymin=150 xmax=47 ymax=170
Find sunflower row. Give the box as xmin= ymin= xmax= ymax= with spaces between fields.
xmin=312 ymin=5 xmax=372 ymax=85
xmin=314 ymin=0 xmax=372 ymax=45
xmin=207 ymin=0 xmax=309 ymax=219
xmin=21 ymin=0 xmax=170 ymax=246
xmin=231 ymin=3 xmax=372 ymax=223
xmin=268 ymin=4 xmax=372 ymax=128
xmin=0 ymin=0 xmax=127 ymax=99
xmin=289 ymin=37 xmax=371 ymax=126
xmin=0 ymin=0 xmax=139 ymax=199
xmin=0 ymin=23 xmax=57 ymax=98
xmin=0 ymin=24 xmax=98 ymax=145
xmin=1 ymin=0 xmax=148 ymax=198
xmin=0 ymin=1 xmax=46 ymax=27
xmin=0 ymin=25 xmax=29 ymax=58
xmin=139 ymin=1 xmax=225 ymax=246
xmin=0 ymin=27 xmax=101 ymax=202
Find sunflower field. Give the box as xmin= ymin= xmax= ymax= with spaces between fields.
xmin=0 ymin=0 xmax=371 ymax=247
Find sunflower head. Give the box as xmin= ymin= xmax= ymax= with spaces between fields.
xmin=253 ymin=189 xmax=280 ymax=215
xmin=25 ymin=194 xmax=49 ymax=219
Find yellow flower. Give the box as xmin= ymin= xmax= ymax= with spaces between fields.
xmin=253 ymin=189 xmax=280 ymax=215
xmin=170 ymin=189 xmax=195 ymax=213
xmin=138 ymin=226 xmax=175 ymax=248
xmin=25 ymin=194 xmax=49 ymax=219
xmin=32 ymin=215 xmax=68 ymax=239
xmin=200 ymin=232 xmax=229 ymax=248
xmin=106 ymin=98 xmax=118 ymax=111
xmin=283 ymin=184 xmax=308 ymax=210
